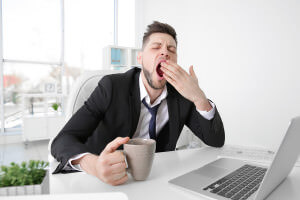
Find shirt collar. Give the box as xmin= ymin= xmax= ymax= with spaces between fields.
xmin=139 ymin=73 xmax=168 ymax=107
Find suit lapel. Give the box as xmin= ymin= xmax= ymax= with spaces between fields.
xmin=128 ymin=69 xmax=141 ymax=138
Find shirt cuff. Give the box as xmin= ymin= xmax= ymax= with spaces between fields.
xmin=63 ymin=152 xmax=91 ymax=172
xmin=196 ymin=100 xmax=216 ymax=120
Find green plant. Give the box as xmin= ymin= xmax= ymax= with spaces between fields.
xmin=51 ymin=103 xmax=60 ymax=111
xmin=0 ymin=160 xmax=49 ymax=187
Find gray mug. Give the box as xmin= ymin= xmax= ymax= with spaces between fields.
xmin=124 ymin=138 xmax=156 ymax=181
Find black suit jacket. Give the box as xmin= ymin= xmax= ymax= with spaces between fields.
xmin=51 ymin=67 xmax=225 ymax=173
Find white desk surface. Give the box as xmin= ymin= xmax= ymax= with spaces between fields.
xmin=1 ymin=193 xmax=128 ymax=200
xmin=49 ymin=147 xmax=300 ymax=200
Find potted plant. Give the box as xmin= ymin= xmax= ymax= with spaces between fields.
xmin=51 ymin=103 xmax=60 ymax=112
xmin=0 ymin=160 xmax=49 ymax=196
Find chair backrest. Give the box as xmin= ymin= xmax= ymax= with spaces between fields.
xmin=48 ymin=69 xmax=125 ymax=155
xmin=65 ymin=70 xmax=125 ymax=122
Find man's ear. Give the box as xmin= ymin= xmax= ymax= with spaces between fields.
xmin=137 ymin=51 xmax=142 ymax=65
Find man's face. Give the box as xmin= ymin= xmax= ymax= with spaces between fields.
xmin=138 ymin=33 xmax=177 ymax=90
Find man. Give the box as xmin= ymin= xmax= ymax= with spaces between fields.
xmin=51 ymin=21 xmax=225 ymax=186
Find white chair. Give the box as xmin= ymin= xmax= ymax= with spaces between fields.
xmin=64 ymin=70 xmax=124 ymax=122
xmin=48 ymin=70 xmax=125 ymax=163
xmin=176 ymin=125 xmax=205 ymax=150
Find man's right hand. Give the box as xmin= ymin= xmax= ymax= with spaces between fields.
xmin=76 ymin=137 xmax=130 ymax=186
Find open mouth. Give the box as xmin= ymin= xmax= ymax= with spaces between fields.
xmin=156 ymin=60 xmax=166 ymax=78
xmin=156 ymin=63 xmax=164 ymax=77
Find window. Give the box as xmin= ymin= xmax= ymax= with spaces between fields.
xmin=0 ymin=0 xmax=135 ymax=133
xmin=3 ymin=0 xmax=61 ymax=63
xmin=3 ymin=62 xmax=62 ymax=129
xmin=64 ymin=0 xmax=114 ymax=70
xmin=1 ymin=0 xmax=62 ymax=132
xmin=118 ymin=0 xmax=135 ymax=47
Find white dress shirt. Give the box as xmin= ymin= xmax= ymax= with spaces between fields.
xmin=132 ymin=74 xmax=215 ymax=139
xmin=66 ymin=74 xmax=216 ymax=171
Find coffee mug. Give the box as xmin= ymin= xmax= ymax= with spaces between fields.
xmin=123 ymin=138 xmax=156 ymax=181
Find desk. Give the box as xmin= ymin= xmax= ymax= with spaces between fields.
xmin=49 ymin=147 xmax=300 ymax=200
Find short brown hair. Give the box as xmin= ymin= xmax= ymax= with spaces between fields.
xmin=142 ymin=21 xmax=177 ymax=49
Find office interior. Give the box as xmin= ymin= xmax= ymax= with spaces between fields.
xmin=0 ymin=0 xmax=300 ymax=198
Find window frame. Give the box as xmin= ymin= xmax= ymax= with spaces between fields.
xmin=0 ymin=0 xmax=124 ymax=134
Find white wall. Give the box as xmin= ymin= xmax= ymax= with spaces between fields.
xmin=135 ymin=0 xmax=300 ymax=150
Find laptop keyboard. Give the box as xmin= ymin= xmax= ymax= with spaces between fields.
xmin=203 ymin=164 xmax=267 ymax=200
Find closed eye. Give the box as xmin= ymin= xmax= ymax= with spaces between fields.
xmin=168 ymin=48 xmax=176 ymax=53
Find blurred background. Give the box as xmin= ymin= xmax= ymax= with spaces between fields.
xmin=1 ymin=0 xmax=300 ymax=165
xmin=0 ymin=0 xmax=135 ymax=165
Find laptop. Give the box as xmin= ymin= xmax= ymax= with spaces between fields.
xmin=169 ymin=116 xmax=300 ymax=200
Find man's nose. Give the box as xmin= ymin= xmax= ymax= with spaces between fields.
xmin=160 ymin=47 xmax=169 ymax=58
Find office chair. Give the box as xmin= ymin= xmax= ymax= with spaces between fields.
xmin=64 ymin=70 xmax=124 ymax=122
xmin=48 ymin=70 xmax=124 ymax=162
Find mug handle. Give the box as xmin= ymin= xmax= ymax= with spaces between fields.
xmin=119 ymin=150 xmax=130 ymax=173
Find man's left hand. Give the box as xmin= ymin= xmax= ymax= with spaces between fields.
xmin=161 ymin=61 xmax=212 ymax=111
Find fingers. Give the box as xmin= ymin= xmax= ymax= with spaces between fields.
xmin=161 ymin=61 xmax=191 ymax=82
xmin=110 ymin=161 xmax=127 ymax=174
xmin=96 ymin=137 xmax=130 ymax=186
xmin=189 ymin=65 xmax=196 ymax=78
xmin=163 ymin=70 xmax=177 ymax=86
xmin=102 ymin=168 xmax=128 ymax=186
xmin=162 ymin=60 xmax=188 ymax=76
xmin=96 ymin=154 xmax=128 ymax=185
xmin=161 ymin=62 xmax=178 ymax=78
xmin=111 ymin=171 xmax=127 ymax=181
xmin=110 ymin=173 xmax=128 ymax=186
xmin=103 ymin=137 xmax=130 ymax=154
xmin=161 ymin=62 xmax=179 ymax=80
xmin=105 ymin=151 xmax=126 ymax=165
xmin=101 ymin=162 xmax=127 ymax=185
xmin=161 ymin=65 xmax=178 ymax=82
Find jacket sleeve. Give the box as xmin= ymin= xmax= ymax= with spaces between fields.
xmin=185 ymin=103 xmax=225 ymax=147
xmin=50 ymin=76 xmax=112 ymax=173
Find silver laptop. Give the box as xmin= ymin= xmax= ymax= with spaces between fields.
xmin=169 ymin=116 xmax=300 ymax=200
